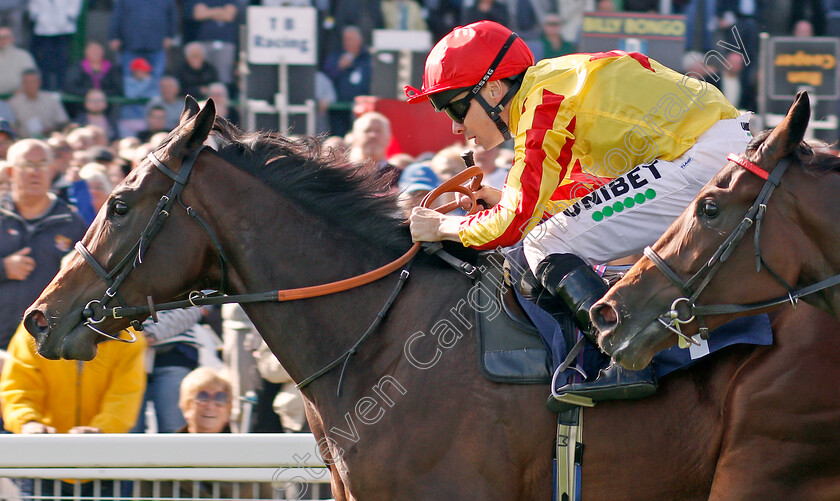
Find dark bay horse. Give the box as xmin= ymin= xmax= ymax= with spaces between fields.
xmin=24 ymin=97 xmax=840 ymax=499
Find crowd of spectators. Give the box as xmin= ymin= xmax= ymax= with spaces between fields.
xmin=0 ymin=0 xmax=821 ymax=144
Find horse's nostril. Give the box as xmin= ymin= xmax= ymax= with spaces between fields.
xmin=592 ymin=303 xmax=619 ymax=332
xmin=24 ymin=309 xmax=50 ymax=339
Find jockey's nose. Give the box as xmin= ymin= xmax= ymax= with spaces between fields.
xmin=452 ymin=121 xmax=465 ymax=134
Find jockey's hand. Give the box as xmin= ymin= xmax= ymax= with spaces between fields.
xmin=69 ymin=426 xmax=102 ymax=434
xmin=21 ymin=421 xmax=56 ymax=434
xmin=456 ymin=185 xmax=501 ymax=212
xmin=409 ymin=207 xmax=464 ymax=243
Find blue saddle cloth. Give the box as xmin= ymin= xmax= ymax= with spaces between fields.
xmin=506 ymin=247 xmax=773 ymax=387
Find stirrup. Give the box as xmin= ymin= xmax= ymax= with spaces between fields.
xmin=547 ymin=393 xmax=595 ymax=414
xmin=547 ymin=364 xmax=657 ymax=413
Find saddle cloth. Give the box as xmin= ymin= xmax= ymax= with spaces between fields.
xmin=475 ymin=251 xmax=552 ymax=384
xmin=476 ymin=248 xmax=773 ymax=387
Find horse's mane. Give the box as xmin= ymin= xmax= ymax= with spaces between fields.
xmin=746 ymin=130 xmax=840 ymax=174
xmin=206 ymin=119 xmax=411 ymax=255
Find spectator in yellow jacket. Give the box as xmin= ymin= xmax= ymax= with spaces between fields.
xmin=0 ymin=322 xmax=146 ymax=434
xmin=0 ymin=322 xmax=146 ymax=499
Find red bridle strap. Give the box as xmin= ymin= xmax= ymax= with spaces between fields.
xmin=727 ymin=153 xmax=769 ymax=180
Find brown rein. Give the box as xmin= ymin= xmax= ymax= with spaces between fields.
xmin=274 ymin=165 xmax=484 ymax=301
xmin=91 ymin=163 xmax=485 ymax=328
xmin=87 ymin=158 xmax=485 ymax=394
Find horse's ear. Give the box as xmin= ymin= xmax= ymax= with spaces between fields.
xmin=180 ymin=95 xmax=201 ymax=124
xmin=751 ymin=91 xmax=810 ymax=168
xmin=169 ymin=98 xmax=216 ymax=158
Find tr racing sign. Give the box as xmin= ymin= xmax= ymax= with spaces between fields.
xmin=769 ymin=37 xmax=839 ymax=99
xmin=247 ymin=6 xmax=317 ymax=65
xmin=580 ymin=12 xmax=686 ymax=72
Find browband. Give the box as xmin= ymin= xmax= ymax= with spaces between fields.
xmin=727 ymin=153 xmax=769 ymax=181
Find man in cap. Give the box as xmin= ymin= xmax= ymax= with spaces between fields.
xmin=0 ymin=119 xmax=15 ymax=159
xmin=398 ymin=162 xmax=440 ymax=217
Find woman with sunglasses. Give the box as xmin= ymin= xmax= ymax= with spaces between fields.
xmin=178 ymin=367 xmax=232 ymax=434
xmin=405 ymin=21 xmax=751 ymax=408
xmin=137 ymin=369 xmax=275 ymax=499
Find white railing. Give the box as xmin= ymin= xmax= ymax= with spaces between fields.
xmin=0 ymin=433 xmax=331 ymax=501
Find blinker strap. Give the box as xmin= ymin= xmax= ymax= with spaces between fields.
xmin=727 ymin=153 xmax=769 ymax=181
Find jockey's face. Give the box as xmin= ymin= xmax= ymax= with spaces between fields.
xmin=450 ymin=81 xmax=509 ymax=151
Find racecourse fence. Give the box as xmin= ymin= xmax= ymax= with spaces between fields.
xmin=0 ymin=433 xmax=331 ymax=501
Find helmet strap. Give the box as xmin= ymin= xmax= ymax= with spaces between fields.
xmin=474 ymin=77 xmax=522 ymax=141
xmin=465 ymin=32 xmax=522 ymax=142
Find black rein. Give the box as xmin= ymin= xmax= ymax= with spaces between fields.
xmin=643 ymin=153 xmax=840 ymax=343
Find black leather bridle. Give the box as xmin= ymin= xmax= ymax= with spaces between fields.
xmin=74 ymin=146 xmax=229 ymax=342
xmin=640 ymin=152 xmax=840 ymax=346
xmin=70 ymin=145 xmax=415 ymax=396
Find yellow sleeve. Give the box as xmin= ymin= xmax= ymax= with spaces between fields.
xmin=0 ymin=324 xmax=47 ymax=434
xmin=459 ymin=88 xmax=576 ymax=249
xmin=88 ymin=329 xmax=147 ymax=433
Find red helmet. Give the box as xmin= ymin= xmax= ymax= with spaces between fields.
xmin=404 ymin=21 xmax=535 ymax=104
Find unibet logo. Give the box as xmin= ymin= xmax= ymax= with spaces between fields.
xmin=592 ymin=188 xmax=656 ymax=221
xmin=562 ymin=162 xmax=662 ymax=219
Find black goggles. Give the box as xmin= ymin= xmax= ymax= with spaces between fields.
xmin=441 ymin=94 xmax=474 ymax=124
xmin=430 ymin=89 xmax=473 ymax=124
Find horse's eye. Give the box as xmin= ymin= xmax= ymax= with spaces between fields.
xmin=112 ymin=200 xmax=129 ymax=216
xmin=699 ymin=199 xmax=719 ymax=218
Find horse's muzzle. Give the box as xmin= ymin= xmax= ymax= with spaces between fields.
xmin=591 ymin=301 xmax=620 ymax=351
xmin=23 ymin=308 xmax=50 ymax=344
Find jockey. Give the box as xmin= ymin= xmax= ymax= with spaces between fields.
xmin=406 ymin=21 xmax=750 ymax=405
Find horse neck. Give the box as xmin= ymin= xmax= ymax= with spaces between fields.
xmin=189 ymin=159 xmax=411 ymax=390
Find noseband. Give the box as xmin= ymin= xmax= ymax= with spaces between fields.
xmin=642 ymin=153 xmax=795 ymax=346
xmin=75 ymin=146 xmax=228 ymax=342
